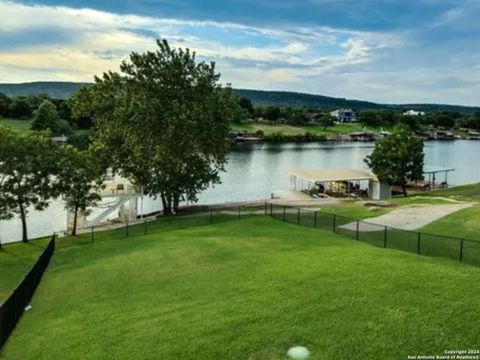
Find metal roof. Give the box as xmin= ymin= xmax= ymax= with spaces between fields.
xmin=288 ymin=168 xmax=374 ymax=183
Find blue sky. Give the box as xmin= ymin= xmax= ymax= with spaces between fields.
xmin=1 ymin=0 xmax=480 ymax=105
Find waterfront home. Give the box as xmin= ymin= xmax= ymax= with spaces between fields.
xmin=330 ymin=108 xmax=357 ymax=123
xmin=403 ymin=109 xmax=426 ymax=116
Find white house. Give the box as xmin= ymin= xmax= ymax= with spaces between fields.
xmin=403 ymin=109 xmax=426 ymax=116
xmin=330 ymin=108 xmax=357 ymax=123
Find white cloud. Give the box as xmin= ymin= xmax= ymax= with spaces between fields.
xmin=1 ymin=0 xmax=437 ymax=103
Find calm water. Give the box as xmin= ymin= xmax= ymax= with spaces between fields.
xmin=1 ymin=140 xmax=480 ymax=243
xmin=198 ymin=140 xmax=480 ymax=203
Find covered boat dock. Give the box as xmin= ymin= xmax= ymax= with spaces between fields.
xmin=288 ymin=168 xmax=391 ymax=200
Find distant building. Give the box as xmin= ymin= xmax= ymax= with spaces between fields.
xmin=403 ymin=109 xmax=426 ymax=116
xmin=51 ymin=135 xmax=68 ymax=146
xmin=330 ymin=108 xmax=357 ymax=123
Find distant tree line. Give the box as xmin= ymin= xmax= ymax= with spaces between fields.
xmin=234 ymin=101 xmax=480 ymax=130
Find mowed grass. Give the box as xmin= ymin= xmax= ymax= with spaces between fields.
xmin=420 ymin=205 xmax=480 ymax=241
xmin=0 ymin=118 xmax=33 ymax=133
xmin=415 ymin=183 xmax=480 ymax=240
xmin=415 ymin=182 xmax=480 ymax=202
xmin=231 ymin=122 xmax=389 ymax=136
xmin=2 ymin=217 xmax=480 ymax=360
xmin=0 ymin=238 xmax=50 ymax=301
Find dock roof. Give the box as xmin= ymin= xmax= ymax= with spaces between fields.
xmin=288 ymin=168 xmax=374 ymax=183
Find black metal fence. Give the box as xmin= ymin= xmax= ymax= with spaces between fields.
xmin=0 ymin=234 xmax=56 ymax=350
xmin=67 ymin=204 xmax=267 ymax=246
xmin=268 ymin=204 xmax=480 ymax=267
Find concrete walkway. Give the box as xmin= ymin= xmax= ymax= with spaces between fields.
xmin=341 ymin=203 xmax=472 ymax=232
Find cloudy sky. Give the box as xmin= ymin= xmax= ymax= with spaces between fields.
xmin=1 ymin=0 xmax=480 ymax=105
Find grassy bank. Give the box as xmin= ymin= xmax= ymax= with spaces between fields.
xmin=415 ymin=183 xmax=480 ymax=239
xmin=2 ymin=217 xmax=480 ymax=359
xmin=0 ymin=118 xmax=33 ymax=132
xmin=0 ymin=238 xmax=49 ymax=301
xmin=231 ymin=122 xmax=389 ymax=137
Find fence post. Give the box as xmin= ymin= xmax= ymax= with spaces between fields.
xmin=355 ymin=221 xmax=359 ymax=240
xmin=314 ymin=211 xmax=317 ymax=228
xmin=144 ymin=219 xmax=147 ymax=235
xmin=264 ymin=202 xmax=267 ymax=215
xmin=270 ymin=203 xmax=273 ymax=216
xmin=91 ymin=226 xmax=94 ymax=244
xmin=383 ymin=226 xmax=387 ymax=248
xmin=417 ymin=232 xmax=421 ymax=254
xmin=283 ymin=206 xmax=286 ymax=221
xmin=297 ymin=208 xmax=301 ymax=224
xmin=460 ymin=239 xmax=464 ymax=262
xmin=333 ymin=214 xmax=336 ymax=233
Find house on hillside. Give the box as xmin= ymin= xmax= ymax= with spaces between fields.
xmin=330 ymin=108 xmax=357 ymax=123
xmin=403 ymin=109 xmax=426 ymax=116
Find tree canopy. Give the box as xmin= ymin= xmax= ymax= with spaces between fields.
xmin=0 ymin=127 xmax=63 ymax=241
xmin=31 ymin=99 xmax=60 ymax=132
xmin=365 ymin=125 xmax=424 ymax=196
xmin=58 ymin=147 xmax=105 ymax=235
xmin=71 ymin=39 xmax=236 ymax=214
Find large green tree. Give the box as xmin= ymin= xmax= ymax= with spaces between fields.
xmin=58 ymin=147 xmax=104 ymax=235
xmin=31 ymin=99 xmax=60 ymax=132
xmin=71 ymin=39 xmax=236 ymax=214
xmin=0 ymin=127 xmax=63 ymax=241
xmin=365 ymin=125 xmax=424 ymax=197
xmin=8 ymin=97 xmax=32 ymax=119
xmin=318 ymin=113 xmax=335 ymax=130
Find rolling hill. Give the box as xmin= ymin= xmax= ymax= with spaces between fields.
xmin=1 ymin=81 xmax=479 ymax=114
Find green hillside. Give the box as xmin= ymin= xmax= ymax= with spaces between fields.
xmin=1 ymin=82 xmax=480 ymax=114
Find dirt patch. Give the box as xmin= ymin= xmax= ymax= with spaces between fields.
xmin=341 ymin=203 xmax=472 ymax=231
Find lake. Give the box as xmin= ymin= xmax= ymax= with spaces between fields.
xmin=1 ymin=140 xmax=479 ymax=243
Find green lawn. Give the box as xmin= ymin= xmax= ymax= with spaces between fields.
xmin=2 ymin=216 xmax=480 ymax=360
xmin=414 ymin=183 xmax=480 ymax=240
xmin=231 ymin=122 xmax=390 ymax=137
xmin=0 ymin=238 xmax=50 ymax=301
xmin=420 ymin=205 xmax=480 ymax=240
xmin=0 ymin=118 xmax=33 ymax=132
xmin=415 ymin=182 xmax=480 ymax=202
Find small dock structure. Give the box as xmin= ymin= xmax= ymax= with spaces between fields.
xmin=288 ymin=168 xmax=391 ymax=200
xmin=423 ymin=166 xmax=455 ymax=189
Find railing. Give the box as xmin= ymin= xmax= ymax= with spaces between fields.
xmin=0 ymin=234 xmax=56 ymax=350
xmin=268 ymin=204 xmax=480 ymax=267
xmin=65 ymin=204 xmax=267 ymax=245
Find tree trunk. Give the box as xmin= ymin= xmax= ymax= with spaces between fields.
xmin=173 ymin=194 xmax=180 ymax=213
xmin=72 ymin=205 xmax=78 ymax=236
xmin=161 ymin=192 xmax=172 ymax=216
xmin=19 ymin=203 xmax=28 ymax=242
xmin=402 ymin=185 xmax=408 ymax=197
